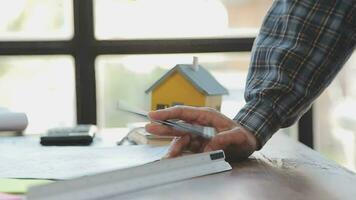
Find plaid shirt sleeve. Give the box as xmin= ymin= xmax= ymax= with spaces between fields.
xmin=234 ymin=0 xmax=356 ymax=149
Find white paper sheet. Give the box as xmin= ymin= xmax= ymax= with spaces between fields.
xmin=0 ymin=145 xmax=168 ymax=180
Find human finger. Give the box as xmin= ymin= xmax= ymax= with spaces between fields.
xmin=145 ymin=123 xmax=188 ymax=137
xmin=187 ymin=137 xmax=206 ymax=153
xmin=148 ymin=106 xmax=235 ymax=130
xmin=166 ymin=135 xmax=191 ymax=158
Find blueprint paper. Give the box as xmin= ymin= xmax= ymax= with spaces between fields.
xmin=0 ymin=145 xmax=168 ymax=180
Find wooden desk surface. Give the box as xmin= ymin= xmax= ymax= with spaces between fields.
xmin=116 ymin=133 xmax=356 ymax=200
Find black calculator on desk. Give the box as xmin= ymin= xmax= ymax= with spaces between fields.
xmin=40 ymin=125 xmax=97 ymax=146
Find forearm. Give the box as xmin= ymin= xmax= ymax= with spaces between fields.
xmin=235 ymin=0 xmax=356 ymax=148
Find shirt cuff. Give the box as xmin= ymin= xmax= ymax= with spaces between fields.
xmin=233 ymin=99 xmax=282 ymax=150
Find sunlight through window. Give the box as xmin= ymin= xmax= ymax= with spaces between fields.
xmin=95 ymin=0 xmax=272 ymax=39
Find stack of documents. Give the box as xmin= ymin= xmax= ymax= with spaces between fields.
xmin=27 ymin=150 xmax=231 ymax=200
xmin=0 ymin=141 xmax=168 ymax=196
xmin=0 ymin=145 xmax=169 ymax=180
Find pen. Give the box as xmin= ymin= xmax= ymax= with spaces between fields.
xmin=117 ymin=104 xmax=216 ymax=139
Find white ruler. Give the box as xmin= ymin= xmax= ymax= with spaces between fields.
xmin=27 ymin=150 xmax=232 ymax=200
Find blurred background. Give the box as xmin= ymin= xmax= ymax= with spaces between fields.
xmin=0 ymin=0 xmax=355 ymax=172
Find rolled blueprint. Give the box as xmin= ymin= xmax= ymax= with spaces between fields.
xmin=0 ymin=112 xmax=28 ymax=131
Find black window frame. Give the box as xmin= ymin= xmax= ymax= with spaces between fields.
xmin=0 ymin=0 xmax=313 ymax=148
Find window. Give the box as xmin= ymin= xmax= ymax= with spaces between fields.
xmin=0 ymin=56 xmax=76 ymax=133
xmin=96 ymin=53 xmax=250 ymax=127
xmin=0 ymin=0 xmax=75 ymax=134
xmin=94 ymin=0 xmax=273 ymax=40
xmin=0 ymin=0 xmax=73 ymax=40
xmin=314 ymin=51 xmax=356 ymax=172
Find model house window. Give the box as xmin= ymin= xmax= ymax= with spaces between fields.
xmin=156 ymin=104 xmax=169 ymax=110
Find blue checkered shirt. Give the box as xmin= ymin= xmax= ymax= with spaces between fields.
xmin=234 ymin=0 xmax=356 ymax=149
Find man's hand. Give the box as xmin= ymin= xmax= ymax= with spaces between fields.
xmin=145 ymin=106 xmax=258 ymax=161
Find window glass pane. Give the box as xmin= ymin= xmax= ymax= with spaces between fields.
xmin=94 ymin=0 xmax=273 ymax=40
xmin=0 ymin=0 xmax=73 ymax=40
xmin=315 ymin=51 xmax=356 ymax=172
xmin=96 ymin=53 xmax=249 ymax=127
xmin=0 ymin=56 xmax=76 ymax=134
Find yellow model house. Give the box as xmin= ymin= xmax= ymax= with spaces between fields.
xmin=146 ymin=57 xmax=228 ymax=111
